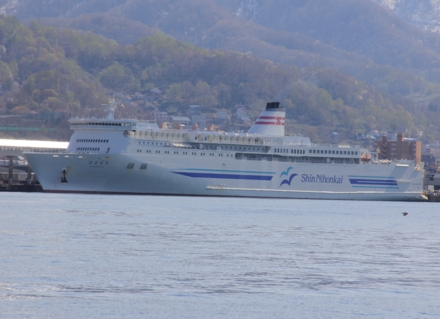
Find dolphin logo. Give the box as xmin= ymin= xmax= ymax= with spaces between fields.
xmin=280 ymin=173 xmax=297 ymax=187
xmin=280 ymin=167 xmax=293 ymax=177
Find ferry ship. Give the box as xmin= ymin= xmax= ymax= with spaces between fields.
xmin=25 ymin=102 xmax=426 ymax=201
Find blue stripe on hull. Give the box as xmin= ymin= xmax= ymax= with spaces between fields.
xmin=348 ymin=175 xmax=395 ymax=179
xmin=182 ymin=168 xmax=275 ymax=175
xmin=349 ymin=178 xmax=398 ymax=186
xmin=173 ymin=172 xmax=273 ymax=181
xmin=352 ymin=186 xmax=400 ymax=189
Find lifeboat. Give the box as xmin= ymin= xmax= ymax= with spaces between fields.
xmin=360 ymin=153 xmax=372 ymax=162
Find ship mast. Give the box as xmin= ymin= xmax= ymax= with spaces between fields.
xmin=103 ymin=96 xmax=120 ymax=120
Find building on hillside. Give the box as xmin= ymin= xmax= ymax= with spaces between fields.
xmin=373 ymin=134 xmax=421 ymax=163
xmin=145 ymin=105 xmax=157 ymax=113
xmin=189 ymin=105 xmax=201 ymax=115
xmin=150 ymin=88 xmax=162 ymax=100
xmin=115 ymin=92 xmax=132 ymax=104
xmin=367 ymin=130 xmax=380 ymax=137
xmin=422 ymin=154 xmax=439 ymax=170
xmin=216 ymin=111 xmax=228 ymax=123
xmin=191 ymin=115 xmax=207 ymax=129
xmin=235 ymin=105 xmax=250 ymax=124
xmin=114 ymin=92 xmax=124 ymax=99
xmin=132 ymin=92 xmax=154 ymax=102
xmin=133 ymin=92 xmax=145 ymax=100
xmin=425 ymin=143 xmax=440 ymax=155
xmin=171 ymin=116 xmax=190 ymax=125
xmin=145 ymin=95 xmax=155 ymax=102
xmin=153 ymin=111 xmax=169 ymax=123
xmin=238 ymin=115 xmax=251 ymax=124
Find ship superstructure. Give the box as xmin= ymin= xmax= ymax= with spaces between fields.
xmin=25 ymin=102 xmax=426 ymax=201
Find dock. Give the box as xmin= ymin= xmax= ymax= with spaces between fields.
xmin=0 ymin=183 xmax=43 ymax=192
xmin=426 ymin=192 xmax=440 ymax=202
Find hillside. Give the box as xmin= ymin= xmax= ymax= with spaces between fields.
xmin=41 ymin=13 xmax=161 ymax=45
xmin=214 ymin=0 xmax=440 ymax=83
xmin=1 ymin=16 xmax=440 ymax=143
xmin=0 ymin=16 xmax=110 ymax=140
xmin=374 ymin=0 xmax=440 ymax=34
xmin=10 ymin=0 xmax=440 ymax=99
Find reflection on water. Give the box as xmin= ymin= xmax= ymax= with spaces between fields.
xmin=1 ymin=193 xmax=439 ymax=318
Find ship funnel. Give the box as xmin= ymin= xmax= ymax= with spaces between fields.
xmin=247 ymin=102 xmax=285 ymax=136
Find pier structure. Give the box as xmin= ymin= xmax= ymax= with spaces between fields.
xmin=0 ymin=139 xmax=68 ymax=186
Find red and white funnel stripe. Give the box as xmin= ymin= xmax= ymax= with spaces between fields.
xmin=254 ymin=116 xmax=285 ymax=126
xmin=248 ymin=102 xmax=285 ymax=136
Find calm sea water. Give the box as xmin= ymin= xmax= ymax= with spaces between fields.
xmin=1 ymin=193 xmax=439 ymax=318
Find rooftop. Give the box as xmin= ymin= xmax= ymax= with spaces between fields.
xmin=0 ymin=139 xmax=68 ymax=149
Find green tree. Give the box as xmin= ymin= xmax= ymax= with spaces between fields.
xmin=166 ymin=84 xmax=181 ymax=101
xmin=98 ymin=63 xmax=139 ymax=91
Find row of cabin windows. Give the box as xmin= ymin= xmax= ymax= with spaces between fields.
xmin=309 ymin=149 xmax=357 ymax=155
xmin=77 ymin=147 xmax=100 ymax=151
xmin=134 ymin=149 xmax=360 ymax=160
xmin=194 ymin=136 xmax=260 ymax=143
xmin=274 ymin=148 xmax=357 ymax=156
xmin=274 ymin=148 xmax=305 ymax=154
xmin=137 ymin=141 xmax=262 ymax=151
xmin=77 ymin=139 xmax=109 ymax=143
xmin=140 ymin=141 xmax=168 ymax=146
xmin=0 ymin=146 xmax=64 ymax=153
xmin=136 ymin=150 xmax=229 ymax=157
xmin=218 ymin=146 xmax=261 ymax=151
xmin=72 ymin=122 xmax=133 ymax=127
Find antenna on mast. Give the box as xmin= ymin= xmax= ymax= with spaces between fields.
xmin=102 ymin=94 xmax=120 ymax=120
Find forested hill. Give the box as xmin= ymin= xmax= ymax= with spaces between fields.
xmin=1 ymin=16 xmax=439 ymax=143
xmin=214 ymin=0 xmax=440 ymax=81
xmin=10 ymin=0 xmax=440 ymax=100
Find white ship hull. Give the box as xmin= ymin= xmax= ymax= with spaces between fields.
xmin=24 ymin=101 xmax=426 ymax=201
xmin=25 ymin=152 xmax=425 ymax=201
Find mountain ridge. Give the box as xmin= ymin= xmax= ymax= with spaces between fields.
xmin=2 ymin=16 xmax=438 ymax=143
xmin=14 ymin=0 xmax=440 ymax=99
xmin=2 ymin=1 xmax=440 ymax=143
